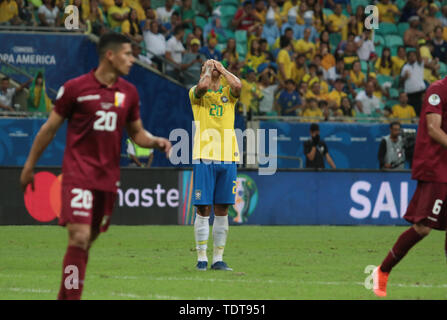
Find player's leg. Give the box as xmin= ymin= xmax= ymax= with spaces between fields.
xmin=373 ymin=181 xmax=442 ymax=297
xmin=192 ymin=160 xmax=215 ymax=270
xmin=211 ymin=204 xmax=232 ymax=271
xmin=211 ymin=162 xmax=237 ymax=271
xmin=57 ymin=222 xmax=91 ymax=300
xmin=373 ymin=223 xmax=430 ymax=297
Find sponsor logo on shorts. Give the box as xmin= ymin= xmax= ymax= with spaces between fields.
xmin=195 ymin=189 xmax=202 ymax=200
xmin=73 ymin=210 xmax=90 ymax=217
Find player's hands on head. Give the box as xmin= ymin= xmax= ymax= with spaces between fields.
xmin=20 ymin=166 xmax=35 ymax=193
xmin=212 ymin=60 xmax=226 ymax=73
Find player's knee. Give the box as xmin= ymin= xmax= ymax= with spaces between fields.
xmin=214 ymin=204 xmax=229 ymax=216
xmin=196 ymin=205 xmax=211 ymax=216
xmin=413 ymin=224 xmax=431 ymax=237
xmin=69 ymin=229 xmax=91 ymax=249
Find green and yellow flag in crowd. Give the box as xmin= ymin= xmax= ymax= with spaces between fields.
xmin=27 ymin=71 xmax=52 ymax=113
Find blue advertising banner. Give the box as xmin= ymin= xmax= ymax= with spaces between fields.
xmin=260 ymin=121 xmax=418 ymax=169
xmin=180 ymin=170 xmax=416 ymax=226
xmin=0 ymin=32 xmax=97 ymax=97
xmin=0 ymin=118 xmax=67 ymax=166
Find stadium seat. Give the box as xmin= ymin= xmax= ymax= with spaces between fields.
xmin=389 ymin=88 xmax=400 ymax=99
xmin=375 ymin=45 xmax=383 ymax=57
xmin=385 ymin=35 xmax=404 ymax=48
xmin=220 ymin=15 xmax=233 ymax=29
xmin=374 ymin=34 xmax=385 ymax=46
xmin=225 ymin=29 xmax=235 ymax=40
xmin=376 ymin=23 xmax=398 ymax=36
xmin=236 ymin=43 xmax=247 ymax=58
xmin=219 ymin=0 xmax=240 ymax=7
xmin=439 ymin=62 xmax=447 ymax=77
xmin=183 ymin=28 xmax=192 ymax=42
xmin=216 ymin=43 xmax=227 ymax=53
xmin=397 ymin=23 xmax=409 ymax=37
xmin=322 ymin=8 xmax=333 ymax=16
xmin=385 ymin=99 xmax=399 ymax=108
xmin=377 ymin=74 xmax=393 ymax=87
xmin=220 ymin=5 xmax=238 ymax=17
xmin=396 ymin=0 xmax=406 ymax=9
xmin=195 ymin=16 xmax=207 ymax=29
xmin=360 ymin=60 xmax=368 ymax=73
xmin=329 ymin=33 xmax=341 ymax=52
xmin=390 ymin=46 xmax=398 ymax=57
xmin=235 ymin=30 xmax=247 ymax=43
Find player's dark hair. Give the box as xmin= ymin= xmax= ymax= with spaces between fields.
xmin=97 ymin=33 xmax=132 ymax=59
xmin=1 ymin=76 xmax=9 ymax=81
xmin=390 ymin=121 xmax=401 ymax=129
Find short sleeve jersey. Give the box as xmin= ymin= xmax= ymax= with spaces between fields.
xmin=54 ymin=70 xmax=140 ymax=192
xmin=189 ymin=85 xmax=240 ymax=162
xmin=412 ymin=77 xmax=447 ymax=182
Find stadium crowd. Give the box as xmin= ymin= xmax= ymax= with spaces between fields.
xmin=1 ymin=0 xmax=447 ymax=122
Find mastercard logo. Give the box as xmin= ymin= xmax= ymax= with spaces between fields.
xmin=24 ymin=171 xmax=62 ymax=222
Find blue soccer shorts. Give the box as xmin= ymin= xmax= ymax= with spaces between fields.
xmin=192 ymin=160 xmax=237 ymax=205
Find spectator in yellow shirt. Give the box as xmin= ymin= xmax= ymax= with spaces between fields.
xmin=392 ymin=92 xmax=417 ymax=124
xmin=240 ymin=68 xmax=263 ymax=115
xmin=377 ymin=0 xmax=400 ymax=23
xmin=327 ymin=3 xmax=349 ymax=33
xmin=327 ymin=79 xmax=347 ymax=108
xmin=253 ymin=0 xmax=267 ymax=24
xmin=122 ymin=8 xmax=143 ymax=43
xmin=315 ymin=69 xmax=329 ymax=94
xmin=245 ymin=39 xmax=267 ymax=72
xmin=349 ymin=61 xmax=366 ymax=88
xmin=305 ymin=81 xmax=329 ymax=104
xmin=0 ymin=0 xmax=20 ymax=25
xmin=320 ymin=42 xmax=335 ymax=72
xmin=276 ymin=36 xmax=293 ymax=82
xmin=302 ymin=98 xmax=324 ymax=122
xmin=291 ymin=54 xmax=307 ymax=85
xmin=375 ymin=47 xmax=393 ymax=76
xmin=108 ymin=0 xmax=130 ymax=30
xmin=294 ymin=27 xmax=316 ymax=60
xmin=391 ymin=46 xmax=407 ymax=77
xmin=302 ymin=63 xmax=319 ymax=85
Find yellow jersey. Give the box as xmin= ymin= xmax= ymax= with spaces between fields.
xmin=189 ymin=85 xmax=240 ymax=162
xmin=392 ymin=104 xmax=416 ymax=123
xmin=0 ymin=0 xmax=18 ymax=23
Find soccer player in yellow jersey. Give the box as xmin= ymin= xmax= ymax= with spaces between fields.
xmin=189 ymin=59 xmax=242 ymax=271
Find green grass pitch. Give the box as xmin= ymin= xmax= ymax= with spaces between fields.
xmin=0 ymin=225 xmax=446 ymax=300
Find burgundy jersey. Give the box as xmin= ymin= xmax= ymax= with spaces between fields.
xmin=412 ymin=77 xmax=447 ymax=183
xmin=54 ymin=70 xmax=140 ymax=192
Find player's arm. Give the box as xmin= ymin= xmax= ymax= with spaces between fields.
xmin=126 ymin=119 xmax=172 ymax=157
xmin=212 ymin=60 xmax=242 ymax=97
xmin=20 ymin=110 xmax=65 ymax=191
xmin=305 ymin=142 xmax=317 ymax=161
xmin=427 ymin=113 xmax=447 ymax=148
xmin=195 ymin=59 xmax=214 ymax=98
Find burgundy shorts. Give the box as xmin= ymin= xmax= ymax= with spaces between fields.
xmin=59 ymin=183 xmax=117 ymax=233
xmin=404 ymin=181 xmax=447 ymax=230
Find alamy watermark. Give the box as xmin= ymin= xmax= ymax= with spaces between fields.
xmin=168 ymin=122 xmax=278 ymax=175
xmin=64 ymin=5 xmax=79 ymax=30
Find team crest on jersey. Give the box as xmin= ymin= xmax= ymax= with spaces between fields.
xmin=101 ymin=102 xmax=113 ymax=109
xmin=114 ymin=92 xmax=126 ymax=108
xmin=195 ymin=189 xmax=202 ymax=200
xmin=221 ymin=96 xmax=228 ymax=103
xmin=428 ymin=94 xmax=440 ymax=106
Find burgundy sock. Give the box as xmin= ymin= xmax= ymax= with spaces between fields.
xmin=57 ymin=245 xmax=88 ymax=300
xmin=380 ymin=227 xmax=424 ymax=273
xmin=445 ymin=232 xmax=447 ymax=260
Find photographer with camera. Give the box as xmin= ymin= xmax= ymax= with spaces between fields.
xmin=378 ymin=121 xmax=406 ymax=169
xmin=304 ymin=123 xmax=336 ymax=169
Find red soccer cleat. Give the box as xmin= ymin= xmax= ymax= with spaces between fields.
xmin=373 ymin=265 xmax=389 ymax=297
